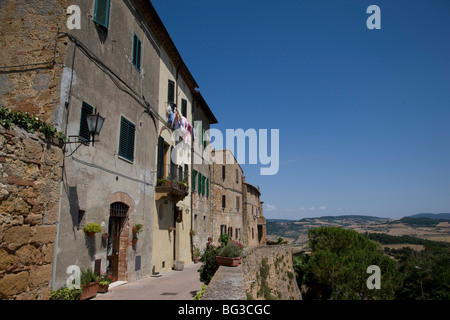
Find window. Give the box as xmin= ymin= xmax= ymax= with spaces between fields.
xmin=222 ymin=165 xmax=226 ymax=181
xmin=94 ymin=0 xmax=110 ymax=29
xmin=222 ymin=195 xmax=226 ymax=209
xmin=132 ymin=33 xmax=142 ymax=72
xmin=202 ymin=175 xmax=206 ymax=196
xmin=118 ymin=116 xmax=135 ymax=162
xmin=206 ymin=178 xmax=209 ymax=198
xmin=198 ymin=172 xmax=202 ymax=194
xmin=181 ymin=99 xmax=187 ymax=117
xmin=168 ymin=80 xmax=175 ymax=104
xmin=157 ymin=136 xmax=165 ymax=180
xmin=220 ymin=224 xmax=227 ymax=235
xmin=236 ymin=196 xmax=240 ymax=212
xmin=79 ymin=102 xmax=93 ymax=142
xmin=192 ymin=170 xmax=197 ymax=191
xmin=235 ymin=169 xmax=239 ymax=183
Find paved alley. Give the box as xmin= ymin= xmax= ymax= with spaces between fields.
xmin=92 ymin=263 xmax=203 ymax=300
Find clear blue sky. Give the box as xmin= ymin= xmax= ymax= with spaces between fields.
xmin=151 ymin=0 xmax=450 ymax=219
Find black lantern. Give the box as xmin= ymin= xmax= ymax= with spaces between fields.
xmin=86 ymin=112 xmax=105 ymax=146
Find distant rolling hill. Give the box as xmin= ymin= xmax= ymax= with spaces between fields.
xmin=407 ymin=213 xmax=450 ymax=220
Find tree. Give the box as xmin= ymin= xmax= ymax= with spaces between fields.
xmin=302 ymin=227 xmax=403 ymax=300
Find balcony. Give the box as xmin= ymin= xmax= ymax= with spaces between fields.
xmin=155 ymin=165 xmax=189 ymax=202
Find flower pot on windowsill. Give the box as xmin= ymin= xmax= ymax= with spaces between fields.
xmin=216 ymin=256 xmax=241 ymax=267
xmin=132 ymin=237 xmax=138 ymax=246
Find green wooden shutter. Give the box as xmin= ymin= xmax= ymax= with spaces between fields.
xmin=198 ymin=172 xmax=202 ymax=194
xmin=132 ymin=33 xmax=141 ymax=71
xmin=202 ymin=175 xmax=206 ymax=196
xmin=79 ymin=102 xmax=94 ymax=142
xmin=206 ymin=178 xmax=209 ymax=198
xmin=119 ymin=117 xmax=135 ymax=162
xmin=79 ymin=102 xmax=93 ymax=142
xmin=94 ymin=0 xmax=110 ymax=29
xmin=192 ymin=170 xmax=197 ymax=191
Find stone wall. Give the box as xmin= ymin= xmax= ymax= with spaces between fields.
xmin=0 ymin=0 xmax=72 ymax=128
xmin=242 ymin=245 xmax=301 ymax=300
xmin=0 ymin=124 xmax=63 ymax=299
xmin=201 ymin=245 xmax=301 ymax=300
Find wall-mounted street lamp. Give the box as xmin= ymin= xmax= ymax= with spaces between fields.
xmin=85 ymin=112 xmax=105 ymax=146
xmin=64 ymin=111 xmax=105 ymax=156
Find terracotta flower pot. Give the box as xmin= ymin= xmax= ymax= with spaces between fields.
xmin=216 ymin=256 xmax=241 ymax=267
xmin=80 ymin=282 xmax=99 ymax=300
xmin=98 ymin=284 xmax=109 ymax=293
xmin=86 ymin=231 xmax=96 ymax=237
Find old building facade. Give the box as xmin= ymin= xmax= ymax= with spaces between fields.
xmin=0 ymin=0 xmax=266 ymax=298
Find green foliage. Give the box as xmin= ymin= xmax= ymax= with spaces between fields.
xmin=0 ymin=106 xmax=66 ymax=142
xmin=80 ymin=268 xmax=98 ymax=286
xmin=399 ymin=217 xmax=444 ymax=228
xmin=198 ymin=246 xmax=220 ymax=285
xmin=193 ymin=285 xmax=207 ymax=300
xmin=49 ymin=287 xmax=82 ymax=300
xmin=218 ymin=240 xmax=243 ymax=258
xmin=394 ymin=246 xmax=450 ymax=300
xmin=300 ymin=227 xmax=403 ymax=300
xmin=218 ymin=233 xmax=231 ymax=247
xmin=83 ymin=223 xmax=102 ymax=234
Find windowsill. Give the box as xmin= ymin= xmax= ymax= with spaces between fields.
xmin=118 ymin=155 xmax=134 ymax=164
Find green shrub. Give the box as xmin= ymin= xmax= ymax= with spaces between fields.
xmin=80 ymin=268 xmax=98 ymax=286
xmin=218 ymin=240 xmax=243 ymax=258
xmin=49 ymin=287 xmax=82 ymax=300
xmin=198 ymin=246 xmax=220 ymax=285
xmin=83 ymin=223 xmax=102 ymax=234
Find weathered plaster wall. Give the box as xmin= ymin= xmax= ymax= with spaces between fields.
xmin=0 ymin=124 xmax=63 ymax=299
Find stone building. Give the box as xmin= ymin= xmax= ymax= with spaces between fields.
xmin=0 ymin=0 xmax=215 ymax=290
xmin=243 ymin=181 xmax=267 ymax=247
xmin=210 ymin=149 xmax=244 ymax=244
xmin=191 ymin=92 xmax=218 ymax=252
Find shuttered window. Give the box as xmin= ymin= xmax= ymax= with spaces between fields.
xmin=192 ymin=170 xmax=197 ymax=191
xmin=168 ymin=80 xmax=175 ymax=104
xmin=198 ymin=172 xmax=202 ymax=194
xmin=94 ymin=0 xmax=110 ymax=29
xmin=201 ymin=175 xmax=206 ymax=196
xmin=132 ymin=33 xmax=142 ymax=72
xmin=118 ymin=116 xmax=135 ymax=162
xmin=79 ymin=102 xmax=93 ymax=142
xmin=206 ymin=178 xmax=209 ymax=198
xmin=157 ymin=136 xmax=165 ymax=180
xmin=181 ymin=99 xmax=187 ymax=117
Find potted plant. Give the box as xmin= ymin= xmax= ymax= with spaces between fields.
xmin=97 ymin=272 xmax=116 ymax=293
xmin=83 ymin=223 xmax=102 ymax=237
xmin=80 ymin=268 xmax=99 ymax=300
xmin=216 ymin=240 xmax=243 ymax=267
xmin=101 ymin=233 xmax=109 ymax=241
xmin=193 ymin=246 xmax=201 ymax=263
xmin=168 ymin=226 xmax=175 ymax=233
xmin=131 ymin=224 xmax=142 ymax=246
xmin=189 ymin=229 xmax=196 ymax=237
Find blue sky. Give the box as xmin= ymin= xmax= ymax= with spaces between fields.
xmin=151 ymin=0 xmax=450 ymax=219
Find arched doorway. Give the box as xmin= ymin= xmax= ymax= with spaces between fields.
xmin=106 ymin=202 xmax=129 ymax=279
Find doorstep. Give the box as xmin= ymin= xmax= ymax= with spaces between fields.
xmin=109 ymin=281 xmax=127 ymax=289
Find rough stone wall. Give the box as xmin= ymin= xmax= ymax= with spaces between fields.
xmin=0 ymin=124 xmax=63 ymax=299
xmin=242 ymin=245 xmax=301 ymax=300
xmin=0 ymin=0 xmax=71 ymax=126
xmin=201 ymin=245 xmax=301 ymax=300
